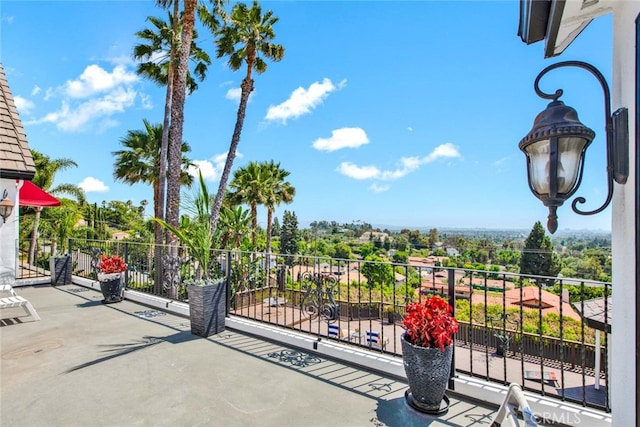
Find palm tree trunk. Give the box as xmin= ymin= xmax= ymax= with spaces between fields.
xmin=165 ymin=0 xmax=197 ymax=297
xmin=210 ymin=77 xmax=254 ymax=233
xmin=155 ymin=9 xmax=174 ymax=295
xmin=266 ymin=207 xmax=273 ymax=257
xmin=250 ymin=202 xmax=258 ymax=248
xmin=28 ymin=207 xmax=43 ymax=266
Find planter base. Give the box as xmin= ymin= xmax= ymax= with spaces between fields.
xmin=99 ymin=274 xmax=124 ymax=304
xmin=405 ymin=389 xmax=450 ymax=415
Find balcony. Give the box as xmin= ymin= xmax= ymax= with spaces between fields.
xmin=6 ymin=238 xmax=613 ymax=426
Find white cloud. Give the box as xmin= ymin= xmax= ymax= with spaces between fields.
xmin=225 ymin=87 xmax=241 ymax=102
xmin=78 ymin=177 xmax=109 ymax=192
xmin=188 ymin=152 xmax=244 ymax=182
xmin=312 ymin=127 xmax=369 ymax=152
xmin=336 ymin=162 xmax=380 ymax=180
xmin=139 ymin=93 xmax=153 ymax=110
xmin=492 ymin=156 xmax=510 ymax=167
xmin=64 ymin=64 xmax=138 ymax=98
xmin=379 ymin=156 xmax=421 ymax=180
xmin=369 ymin=183 xmax=390 ymax=193
xmin=265 ymin=78 xmax=346 ymax=124
xmin=337 ymin=143 xmax=461 ymax=182
xmin=407 ymin=127 xmax=413 ymax=132
xmin=14 ymin=96 xmax=35 ymax=115
xmin=422 ymin=142 xmax=461 ymax=163
xmin=225 ymin=87 xmax=255 ymax=103
xmin=25 ymin=64 xmax=146 ymax=133
xmin=44 ymin=88 xmax=54 ymax=101
xmin=57 ymin=87 xmax=136 ymax=132
xmin=31 ymin=85 xmax=41 ymax=96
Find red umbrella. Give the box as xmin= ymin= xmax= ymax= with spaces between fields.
xmin=19 ymin=181 xmax=61 ymax=207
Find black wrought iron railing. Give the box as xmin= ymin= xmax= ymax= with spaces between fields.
xmin=67 ymin=238 xmax=611 ymax=412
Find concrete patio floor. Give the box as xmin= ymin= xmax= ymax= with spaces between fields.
xmin=1 ymin=284 xmax=536 ymax=427
xmin=0 ymin=285 xmax=508 ymax=426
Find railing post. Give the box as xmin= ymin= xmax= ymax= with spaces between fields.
xmin=448 ymin=268 xmax=456 ymax=389
xmin=123 ymin=242 xmax=129 ymax=288
xmin=225 ymin=250 xmax=232 ymax=316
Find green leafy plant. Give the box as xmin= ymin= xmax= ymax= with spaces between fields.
xmin=402 ymin=296 xmax=459 ymax=350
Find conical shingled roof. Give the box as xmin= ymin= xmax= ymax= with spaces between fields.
xmin=0 ymin=63 xmax=35 ymax=180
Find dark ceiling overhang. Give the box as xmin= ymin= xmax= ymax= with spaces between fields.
xmin=519 ymin=0 xmax=600 ymax=59
xmin=0 ymin=169 xmax=36 ymax=181
xmin=518 ymin=0 xmax=552 ymax=44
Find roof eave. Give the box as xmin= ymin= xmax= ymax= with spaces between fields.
xmin=0 ymin=169 xmax=36 ymax=181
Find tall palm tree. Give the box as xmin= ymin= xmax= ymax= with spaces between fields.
xmin=165 ymin=0 xmax=199 ymax=252
xmin=112 ymin=119 xmax=193 ymax=293
xmin=113 ymin=120 xmax=194 ymax=228
xmin=133 ymin=8 xmax=210 ymax=252
xmin=227 ymin=161 xmax=269 ymax=248
xmin=207 ymin=0 xmax=285 ymax=234
xmin=27 ymin=151 xmax=85 ymax=265
xmin=261 ymin=161 xmax=295 ymax=256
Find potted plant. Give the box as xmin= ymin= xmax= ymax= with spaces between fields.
xmin=384 ymin=304 xmax=397 ymax=324
xmin=154 ymin=172 xmax=226 ymax=337
xmin=97 ymin=254 xmax=127 ymax=304
xmin=401 ymin=296 xmax=459 ymax=415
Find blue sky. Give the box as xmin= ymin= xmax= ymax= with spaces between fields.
xmin=1 ymin=1 xmax=614 ymax=231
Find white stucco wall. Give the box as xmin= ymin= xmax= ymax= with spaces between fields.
xmin=0 ymin=179 xmax=20 ymax=280
xmin=610 ymin=2 xmax=639 ymax=425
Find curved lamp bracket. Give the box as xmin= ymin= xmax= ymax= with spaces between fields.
xmin=534 ymin=61 xmax=628 ymax=218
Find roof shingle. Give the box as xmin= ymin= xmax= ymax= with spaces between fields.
xmin=0 ymin=63 xmax=35 ymax=180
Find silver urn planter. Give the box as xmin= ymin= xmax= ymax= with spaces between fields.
xmin=401 ymin=333 xmax=453 ymax=414
xmin=188 ymin=280 xmax=226 ymax=337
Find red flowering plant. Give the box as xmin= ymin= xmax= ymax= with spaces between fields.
xmin=98 ymin=255 xmax=128 ymax=275
xmin=402 ymin=296 xmax=459 ymax=350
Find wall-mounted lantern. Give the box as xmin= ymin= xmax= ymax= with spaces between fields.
xmin=519 ymin=61 xmax=629 ymax=233
xmin=0 ymin=190 xmax=14 ymax=224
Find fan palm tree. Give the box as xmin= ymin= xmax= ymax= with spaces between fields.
xmin=133 ymin=7 xmax=210 ymax=253
xmin=113 ymin=119 xmax=193 ymax=293
xmin=113 ymin=119 xmax=193 ymax=238
xmin=207 ymin=0 xmax=285 ymax=234
xmin=165 ymin=0 xmax=199 ymax=250
xmin=261 ymin=161 xmax=295 ymax=256
xmin=26 ymin=151 xmax=85 ymax=265
xmin=227 ymin=161 xmax=269 ymax=248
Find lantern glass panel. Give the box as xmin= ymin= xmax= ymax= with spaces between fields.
xmin=525 ymin=136 xmax=589 ymax=196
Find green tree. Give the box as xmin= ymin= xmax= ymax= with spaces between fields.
xmin=26 ymin=151 xmax=84 ymax=265
xmin=112 ymin=119 xmax=193 ymax=241
xmin=113 ymin=120 xmax=193 ymax=293
xmin=227 ymin=161 xmax=268 ymax=248
xmin=280 ymin=210 xmax=299 ymax=265
xmin=428 ymin=228 xmax=439 ymax=247
xmin=392 ymin=251 xmax=409 ymax=264
xmin=218 ymin=205 xmax=251 ymax=249
xmin=262 ymin=161 xmax=295 ymax=256
xmin=361 ymin=254 xmax=394 ymax=289
xmin=208 ymin=0 xmax=285 ymax=234
xmin=166 ymin=0 xmax=199 ymax=250
xmin=519 ymin=221 xmax=561 ymax=284
xmin=133 ymin=7 xmax=211 ymax=251
xmin=271 ymin=217 xmax=281 ymax=237
xmin=331 ymin=242 xmax=352 ymax=260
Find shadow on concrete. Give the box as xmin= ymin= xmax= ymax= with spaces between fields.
xmin=560 ymin=384 xmax=608 ymax=408
xmin=76 ymin=300 xmax=103 ymax=308
xmin=62 ymin=330 xmax=197 ymax=374
xmin=375 ymin=394 xmax=496 ymax=426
